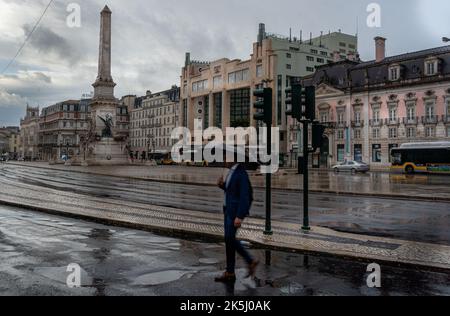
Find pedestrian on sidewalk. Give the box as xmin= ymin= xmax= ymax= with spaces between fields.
xmin=215 ymin=162 xmax=259 ymax=283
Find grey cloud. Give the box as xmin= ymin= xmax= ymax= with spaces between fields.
xmin=23 ymin=24 xmax=81 ymax=64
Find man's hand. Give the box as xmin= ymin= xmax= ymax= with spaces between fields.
xmin=218 ymin=176 xmax=225 ymax=189
xmin=234 ymin=218 xmax=243 ymax=228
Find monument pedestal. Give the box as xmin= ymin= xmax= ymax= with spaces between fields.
xmin=85 ymin=138 xmax=129 ymax=166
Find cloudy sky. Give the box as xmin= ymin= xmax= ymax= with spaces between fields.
xmin=0 ymin=0 xmax=449 ymax=126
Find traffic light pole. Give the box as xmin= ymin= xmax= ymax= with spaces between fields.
xmin=302 ymin=120 xmax=310 ymax=231
xmin=264 ymin=124 xmax=273 ymax=236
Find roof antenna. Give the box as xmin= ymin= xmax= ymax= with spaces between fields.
xmin=310 ymin=32 xmax=312 ymax=45
xmin=356 ymin=16 xmax=359 ymax=37
xmin=320 ymin=31 xmax=323 ymax=47
xmin=289 ymin=28 xmax=292 ymax=42
xmin=300 ymin=30 xmax=303 ymax=44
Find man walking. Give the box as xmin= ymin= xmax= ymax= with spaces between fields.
xmin=215 ymin=162 xmax=259 ymax=283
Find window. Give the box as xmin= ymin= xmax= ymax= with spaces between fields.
xmin=389 ymin=128 xmax=398 ymax=139
xmin=306 ymin=56 xmax=314 ymax=62
xmin=286 ymin=64 xmax=292 ymax=70
xmin=389 ymin=66 xmax=400 ymax=81
xmin=310 ymin=49 xmax=318 ymax=54
xmin=406 ymin=103 xmax=416 ymax=121
xmin=256 ymin=65 xmax=263 ymax=77
xmin=372 ymin=128 xmax=380 ymax=139
xmin=286 ymin=53 xmax=292 ymax=58
xmin=213 ymin=76 xmax=222 ymax=89
xmin=406 ymin=127 xmax=416 ymax=138
xmin=337 ymin=112 xmax=345 ymax=124
xmin=320 ymin=111 xmax=329 ymax=123
xmin=349 ymin=44 xmax=356 ymax=49
xmin=426 ymin=126 xmax=435 ymax=138
xmin=214 ymin=93 xmax=222 ymax=128
xmin=306 ymin=67 xmax=315 ymax=72
xmin=337 ymin=130 xmax=344 ymax=140
xmin=372 ymin=109 xmax=380 ymax=123
xmin=192 ymin=80 xmax=208 ymax=92
xmin=447 ymin=126 xmax=450 ymax=137
xmin=389 ymin=107 xmax=397 ymax=122
xmin=320 ymin=51 xmax=328 ymax=56
xmin=354 ymin=111 xmax=361 ymax=123
xmin=228 ymin=69 xmax=249 ymax=84
xmin=339 ymin=42 xmax=346 ymax=47
xmin=425 ymin=60 xmax=438 ymax=76
xmin=426 ymin=102 xmax=435 ymax=119
xmin=229 ymin=88 xmax=250 ymax=127
xmin=354 ymin=129 xmax=361 ymax=139
xmin=317 ymin=58 xmax=324 ymax=63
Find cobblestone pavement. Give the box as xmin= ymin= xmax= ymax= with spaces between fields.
xmin=2 ymin=205 xmax=449 ymax=296
xmin=7 ymin=162 xmax=450 ymax=201
xmin=1 ymin=171 xmax=450 ymax=272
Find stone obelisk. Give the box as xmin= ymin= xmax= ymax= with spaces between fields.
xmin=84 ymin=5 xmax=129 ymax=166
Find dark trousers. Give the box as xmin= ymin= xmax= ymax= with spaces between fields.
xmin=224 ymin=214 xmax=253 ymax=274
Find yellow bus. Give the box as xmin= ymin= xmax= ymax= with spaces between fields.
xmin=391 ymin=142 xmax=450 ymax=174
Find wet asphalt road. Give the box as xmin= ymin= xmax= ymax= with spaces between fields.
xmin=1 ymin=164 xmax=450 ymax=245
xmin=1 ymin=205 xmax=449 ymax=296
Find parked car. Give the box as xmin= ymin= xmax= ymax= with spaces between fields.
xmin=333 ymin=161 xmax=370 ymax=174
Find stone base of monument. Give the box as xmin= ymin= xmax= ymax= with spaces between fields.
xmin=84 ymin=138 xmax=129 ymax=166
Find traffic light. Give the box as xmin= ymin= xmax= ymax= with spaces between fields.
xmin=312 ymin=122 xmax=326 ymax=150
xmin=285 ymin=83 xmax=302 ymax=121
xmin=286 ymin=84 xmax=316 ymax=121
xmin=304 ymin=86 xmax=316 ymax=121
xmin=253 ymin=88 xmax=273 ymax=126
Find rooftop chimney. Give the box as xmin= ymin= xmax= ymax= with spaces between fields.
xmin=374 ymin=37 xmax=386 ymax=62
xmin=258 ymin=23 xmax=266 ymax=44
xmin=185 ymin=52 xmax=191 ymax=67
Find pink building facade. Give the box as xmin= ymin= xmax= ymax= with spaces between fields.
xmin=297 ymin=38 xmax=450 ymax=168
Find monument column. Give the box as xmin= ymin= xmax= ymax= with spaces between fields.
xmin=84 ymin=5 xmax=129 ymax=166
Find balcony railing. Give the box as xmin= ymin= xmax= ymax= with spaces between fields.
xmin=403 ymin=117 xmax=419 ymax=125
xmin=443 ymin=115 xmax=450 ymax=123
xmin=369 ymin=119 xmax=383 ymax=127
xmin=385 ymin=118 xmax=401 ymax=126
xmin=336 ymin=121 xmax=348 ymax=128
xmin=421 ymin=115 xmax=438 ymax=124
xmin=351 ymin=120 xmax=364 ymax=128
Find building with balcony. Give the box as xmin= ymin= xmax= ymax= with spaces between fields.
xmin=38 ymin=97 xmax=129 ymax=162
xmin=38 ymin=99 xmax=90 ymax=161
xmin=300 ymin=37 xmax=450 ymax=168
xmin=129 ymin=86 xmax=180 ymax=160
xmin=180 ymin=23 xmax=357 ymax=160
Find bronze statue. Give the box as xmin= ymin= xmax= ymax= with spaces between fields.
xmin=98 ymin=114 xmax=114 ymax=138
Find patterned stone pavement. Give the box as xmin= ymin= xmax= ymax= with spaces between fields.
xmin=6 ymin=162 xmax=450 ymax=201
xmin=1 ymin=174 xmax=450 ymax=272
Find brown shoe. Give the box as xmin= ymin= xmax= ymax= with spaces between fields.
xmin=246 ymin=260 xmax=260 ymax=278
xmin=215 ymin=272 xmax=236 ymax=283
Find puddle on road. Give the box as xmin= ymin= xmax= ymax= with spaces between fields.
xmin=199 ymin=258 xmax=220 ymax=265
xmin=35 ymin=266 xmax=92 ymax=286
xmin=132 ymin=270 xmax=195 ymax=286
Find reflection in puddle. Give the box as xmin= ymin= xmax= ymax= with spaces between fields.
xmin=132 ymin=270 xmax=195 ymax=286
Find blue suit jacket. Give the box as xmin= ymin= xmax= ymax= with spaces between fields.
xmin=222 ymin=164 xmax=252 ymax=220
